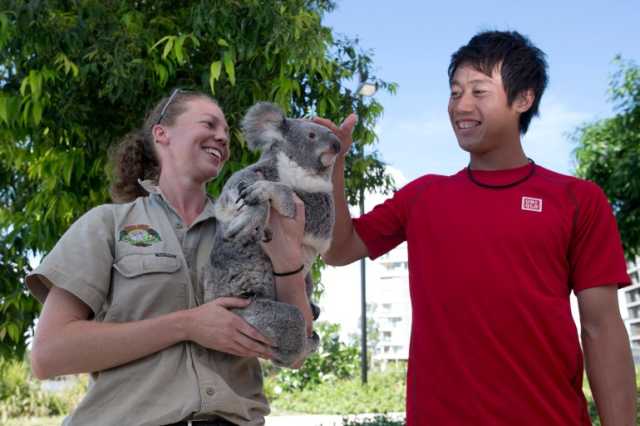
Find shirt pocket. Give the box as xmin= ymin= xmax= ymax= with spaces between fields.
xmin=107 ymin=253 xmax=186 ymax=322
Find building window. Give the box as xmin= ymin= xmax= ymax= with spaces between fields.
xmin=627 ymin=289 xmax=640 ymax=304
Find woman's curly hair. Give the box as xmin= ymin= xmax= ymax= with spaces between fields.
xmin=109 ymin=90 xmax=216 ymax=203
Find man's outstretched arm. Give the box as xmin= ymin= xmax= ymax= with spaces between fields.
xmin=578 ymin=285 xmax=637 ymax=426
xmin=313 ymin=115 xmax=369 ymax=266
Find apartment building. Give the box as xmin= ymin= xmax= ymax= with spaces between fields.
xmin=367 ymin=243 xmax=412 ymax=362
xmin=621 ymin=257 xmax=640 ymax=363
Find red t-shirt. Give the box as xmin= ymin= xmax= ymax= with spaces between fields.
xmin=353 ymin=163 xmax=630 ymax=426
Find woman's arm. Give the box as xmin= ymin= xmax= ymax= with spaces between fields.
xmin=31 ymin=287 xmax=274 ymax=380
xmin=261 ymin=195 xmax=314 ymax=335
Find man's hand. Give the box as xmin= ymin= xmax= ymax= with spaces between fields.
xmin=312 ymin=113 xmax=357 ymax=157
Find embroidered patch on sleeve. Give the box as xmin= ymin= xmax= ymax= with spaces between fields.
xmin=119 ymin=224 xmax=162 ymax=247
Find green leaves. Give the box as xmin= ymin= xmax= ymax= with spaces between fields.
xmin=54 ymin=53 xmax=80 ymax=78
xmin=575 ymin=57 xmax=640 ymax=258
xmin=209 ymin=60 xmax=222 ymax=93
xmin=0 ymin=0 xmax=395 ymax=361
xmin=0 ymin=11 xmax=13 ymax=50
xmin=223 ymin=49 xmax=236 ymax=86
xmin=151 ymin=33 xmax=200 ymax=65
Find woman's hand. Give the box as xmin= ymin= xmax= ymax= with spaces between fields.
xmin=186 ymin=297 xmax=275 ymax=359
xmin=261 ymin=195 xmax=305 ymax=273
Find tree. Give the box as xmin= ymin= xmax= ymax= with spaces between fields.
xmin=574 ymin=56 xmax=640 ymax=258
xmin=0 ymin=0 xmax=396 ymax=359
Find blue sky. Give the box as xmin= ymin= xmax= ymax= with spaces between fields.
xmin=319 ymin=0 xmax=639 ymax=336
xmin=323 ymin=0 xmax=640 ymax=182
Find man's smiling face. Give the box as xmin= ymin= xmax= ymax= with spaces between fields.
xmin=448 ymin=63 xmax=521 ymax=156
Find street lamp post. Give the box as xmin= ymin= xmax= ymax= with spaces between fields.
xmin=356 ymin=79 xmax=377 ymax=385
xmin=359 ymin=183 xmax=367 ymax=384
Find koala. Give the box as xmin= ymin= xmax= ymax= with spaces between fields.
xmin=203 ymin=102 xmax=341 ymax=367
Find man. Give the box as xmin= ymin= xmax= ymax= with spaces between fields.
xmin=317 ymin=30 xmax=636 ymax=425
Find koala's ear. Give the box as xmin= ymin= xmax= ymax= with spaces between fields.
xmin=241 ymin=102 xmax=287 ymax=152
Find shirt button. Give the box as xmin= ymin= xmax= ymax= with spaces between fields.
xmin=206 ymin=387 xmax=215 ymax=396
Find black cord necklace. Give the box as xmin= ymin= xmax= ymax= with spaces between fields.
xmin=467 ymin=158 xmax=536 ymax=189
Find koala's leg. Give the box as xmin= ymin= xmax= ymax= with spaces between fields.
xmin=234 ymin=298 xmax=319 ymax=368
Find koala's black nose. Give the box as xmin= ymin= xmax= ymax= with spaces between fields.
xmin=331 ymin=140 xmax=341 ymax=154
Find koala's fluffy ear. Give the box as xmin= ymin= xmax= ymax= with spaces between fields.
xmin=241 ymin=102 xmax=287 ymax=152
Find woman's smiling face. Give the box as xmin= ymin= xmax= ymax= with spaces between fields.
xmin=158 ymin=97 xmax=230 ymax=184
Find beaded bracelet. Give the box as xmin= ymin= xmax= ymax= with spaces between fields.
xmin=273 ymin=264 xmax=304 ymax=277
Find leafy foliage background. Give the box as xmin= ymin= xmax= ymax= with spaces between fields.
xmin=574 ymin=57 xmax=640 ymax=258
xmin=0 ymin=0 xmax=396 ymax=359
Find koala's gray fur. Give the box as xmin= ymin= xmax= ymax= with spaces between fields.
xmin=203 ymin=102 xmax=341 ymax=367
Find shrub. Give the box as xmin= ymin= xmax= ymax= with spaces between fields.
xmin=264 ymin=322 xmax=359 ymax=394
xmin=268 ymin=365 xmax=406 ymax=415
xmin=342 ymin=415 xmax=405 ymax=426
xmin=0 ymin=358 xmax=87 ymax=421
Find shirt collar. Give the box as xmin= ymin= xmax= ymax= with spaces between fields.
xmin=138 ymin=179 xmax=162 ymax=195
xmin=138 ymin=179 xmax=217 ymax=225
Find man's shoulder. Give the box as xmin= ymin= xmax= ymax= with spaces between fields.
xmin=535 ymin=165 xmax=605 ymax=199
xmin=401 ymin=173 xmax=451 ymax=193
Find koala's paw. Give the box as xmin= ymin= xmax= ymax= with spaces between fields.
xmin=237 ymin=181 xmax=272 ymax=207
xmin=223 ymin=204 xmax=268 ymax=241
xmin=311 ymin=303 xmax=321 ymax=321
xmin=238 ymin=181 xmax=296 ymax=219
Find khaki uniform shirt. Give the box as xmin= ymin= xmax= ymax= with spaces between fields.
xmin=26 ymin=181 xmax=269 ymax=426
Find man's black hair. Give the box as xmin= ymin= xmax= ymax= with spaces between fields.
xmin=448 ymin=30 xmax=549 ymax=134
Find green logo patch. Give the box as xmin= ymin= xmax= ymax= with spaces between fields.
xmin=119 ymin=224 xmax=162 ymax=247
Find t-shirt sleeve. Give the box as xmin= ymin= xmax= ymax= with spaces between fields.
xmin=25 ymin=205 xmax=115 ymax=314
xmin=353 ymin=175 xmax=435 ymax=260
xmin=569 ymin=181 xmax=631 ymax=293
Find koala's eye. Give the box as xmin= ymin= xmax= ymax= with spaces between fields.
xmin=308 ymin=131 xmax=316 ymax=139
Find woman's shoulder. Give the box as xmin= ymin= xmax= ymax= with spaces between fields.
xmin=80 ymin=197 xmax=149 ymax=225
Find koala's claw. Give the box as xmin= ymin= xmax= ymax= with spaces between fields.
xmin=239 ymin=186 xmax=265 ymax=206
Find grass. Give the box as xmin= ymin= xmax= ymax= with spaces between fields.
xmin=268 ymin=367 xmax=406 ymax=415
xmin=3 ymin=371 xmax=639 ymax=425
xmin=1 ymin=417 xmax=63 ymax=426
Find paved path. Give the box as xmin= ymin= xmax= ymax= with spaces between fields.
xmin=265 ymin=413 xmax=405 ymax=425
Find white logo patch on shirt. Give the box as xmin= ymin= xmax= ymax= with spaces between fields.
xmin=521 ymin=196 xmax=543 ymax=212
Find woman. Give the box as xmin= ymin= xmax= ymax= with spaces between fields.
xmin=26 ymin=90 xmax=310 ymax=426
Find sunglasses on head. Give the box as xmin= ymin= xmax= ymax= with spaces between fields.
xmin=156 ymin=88 xmax=191 ymax=125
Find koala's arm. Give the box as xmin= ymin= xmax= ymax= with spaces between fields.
xmin=322 ymin=154 xmax=369 ymax=266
